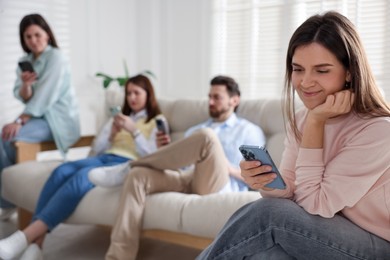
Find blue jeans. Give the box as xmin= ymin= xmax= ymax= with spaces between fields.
xmin=197 ymin=198 xmax=390 ymax=260
xmin=0 ymin=118 xmax=53 ymax=208
xmin=32 ymin=153 xmax=128 ymax=230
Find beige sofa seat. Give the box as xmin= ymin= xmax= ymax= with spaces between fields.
xmin=3 ymin=162 xmax=259 ymax=237
xmin=2 ymin=98 xmax=286 ymax=249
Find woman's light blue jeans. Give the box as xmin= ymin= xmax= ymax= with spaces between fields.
xmin=32 ymin=153 xmax=128 ymax=230
xmin=197 ymin=198 xmax=390 ymax=260
xmin=0 ymin=118 xmax=53 ymax=208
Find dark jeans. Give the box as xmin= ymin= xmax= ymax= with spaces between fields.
xmin=197 ymin=198 xmax=390 ymax=260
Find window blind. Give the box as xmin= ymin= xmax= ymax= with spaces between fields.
xmin=211 ymin=0 xmax=390 ymax=100
xmin=0 ymin=0 xmax=70 ymax=127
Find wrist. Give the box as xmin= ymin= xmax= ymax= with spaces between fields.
xmin=14 ymin=117 xmax=24 ymax=125
xmin=131 ymin=129 xmax=141 ymax=138
xmin=306 ymin=113 xmax=327 ymax=126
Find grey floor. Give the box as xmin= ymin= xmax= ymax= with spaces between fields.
xmin=0 ymin=212 xmax=201 ymax=260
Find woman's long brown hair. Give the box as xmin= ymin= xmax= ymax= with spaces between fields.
xmin=122 ymin=74 xmax=161 ymax=123
xmin=19 ymin=14 xmax=59 ymax=53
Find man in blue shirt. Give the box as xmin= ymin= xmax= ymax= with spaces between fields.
xmin=103 ymin=75 xmax=266 ymax=260
xmin=184 ymin=76 xmax=265 ymax=192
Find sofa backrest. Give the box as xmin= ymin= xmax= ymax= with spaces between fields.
xmin=158 ymin=99 xmax=286 ymax=167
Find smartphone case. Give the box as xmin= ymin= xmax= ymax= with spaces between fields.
xmin=18 ymin=61 xmax=34 ymax=72
xmin=239 ymin=145 xmax=286 ymax=189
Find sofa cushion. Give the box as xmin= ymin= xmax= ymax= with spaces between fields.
xmin=144 ymin=191 xmax=260 ymax=238
xmin=159 ymin=99 xmax=286 ymax=166
xmin=2 ymin=160 xmax=60 ymax=211
xmin=159 ymin=99 xmax=209 ymax=142
xmin=2 ymin=160 xmax=260 ymax=238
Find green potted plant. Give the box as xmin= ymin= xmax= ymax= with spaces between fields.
xmin=96 ymin=60 xmax=156 ymax=88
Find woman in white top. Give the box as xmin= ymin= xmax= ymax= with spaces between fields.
xmin=0 ymin=74 xmax=167 ymax=260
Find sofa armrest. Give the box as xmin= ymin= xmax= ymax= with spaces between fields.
xmin=15 ymin=135 xmax=95 ymax=163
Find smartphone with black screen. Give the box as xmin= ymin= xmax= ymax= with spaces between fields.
xmin=18 ymin=61 xmax=34 ymax=73
xmin=239 ymin=145 xmax=286 ymax=190
xmin=155 ymin=118 xmax=167 ymax=134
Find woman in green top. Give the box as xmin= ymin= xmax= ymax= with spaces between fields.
xmin=0 ymin=14 xmax=80 ymax=220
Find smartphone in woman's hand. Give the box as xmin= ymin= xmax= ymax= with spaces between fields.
xmin=18 ymin=61 xmax=34 ymax=72
xmin=109 ymin=106 xmax=122 ymax=117
xmin=239 ymin=145 xmax=286 ymax=190
xmin=155 ymin=118 xmax=167 ymax=134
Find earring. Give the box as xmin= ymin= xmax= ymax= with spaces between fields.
xmin=345 ymin=81 xmax=351 ymax=89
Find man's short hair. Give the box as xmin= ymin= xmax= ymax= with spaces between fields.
xmin=210 ymin=75 xmax=241 ymax=97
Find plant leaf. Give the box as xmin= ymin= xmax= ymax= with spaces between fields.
xmin=117 ymin=77 xmax=128 ymax=86
xmin=142 ymin=70 xmax=157 ymax=79
xmin=123 ymin=59 xmax=129 ymax=78
xmin=96 ymin=66 xmax=156 ymax=89
xmin=96 ymin=72 xmax=113 ymax=79
xmin=103 ymin=78 xmax=113 ymax=88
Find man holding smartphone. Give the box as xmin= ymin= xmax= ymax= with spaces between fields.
xmin=102 ymin=75 xmax=266 ymax=260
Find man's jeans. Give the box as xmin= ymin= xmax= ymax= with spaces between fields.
xmin=197 ymin=198 xmax=390 ymax=260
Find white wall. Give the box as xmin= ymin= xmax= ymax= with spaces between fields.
xmin=68 ymin=0 xmax=138 ymax=134
xmin=69 ymin=0 xmax=211 ymax=135
xmin=135 ymin=0 xmax=211 ymax=99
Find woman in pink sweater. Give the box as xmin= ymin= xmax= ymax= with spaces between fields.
xmin=197 ymin=11 xmax=390 ymax=259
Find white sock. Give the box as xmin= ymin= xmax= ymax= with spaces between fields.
xmin=0 ymin=230 xmax=28 ymax=260
xmin=19 ymin=243 xmax=43 ymax=260
xmin=88 ymin=162 xmax=131 ymax=188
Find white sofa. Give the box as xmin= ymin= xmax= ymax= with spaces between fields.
xmin=2 ymin=98 xmax=286 ymax=249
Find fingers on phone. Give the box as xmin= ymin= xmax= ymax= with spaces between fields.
xmin=248 ymin=174 xmax=276 ymax=191
xmin=240 ymin=160 xmax=260 ymax=169
xmin=253 ymin=173 xmax=276 ymax=187
xmin=156 ymin=132 xmax=170 ymax=147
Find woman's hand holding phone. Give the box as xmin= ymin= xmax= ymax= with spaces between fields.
xmin=239 ymin=145 xmax=286 ymax=190
xmin=156 ymin=131 xmax=171 ymax=148
xmin=155 ymin=118 xmax=170 ymax=148
xmin=19 ymin=72 xmax=37 ymax=101
xmin=110 ymin=114 xmax=138 ymax=140
xmin=240 ymin=160 xmax=277 ymax=191
xmin=114 ymin=114 xmax=136 ymax=133
xmin=18 ymin=61 xmax=37 ymax=86
xmin=21 ymin=71 xmax=37 ymax=85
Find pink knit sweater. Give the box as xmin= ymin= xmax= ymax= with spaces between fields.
xmin=261 ymin=109 xmax=390 ymax=242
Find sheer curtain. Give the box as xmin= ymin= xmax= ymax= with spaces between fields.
xmin=0 ymin=0 xmax=70 ymax=127
xmin=211 ymin=0 xmax=390 ymax=100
